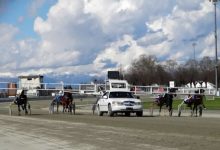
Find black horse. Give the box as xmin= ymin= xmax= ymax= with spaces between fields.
xmin=178 ymin=89 xmax=206 ymax=117
xmin=186 ymin=89 xmax=205 ymax=116
xmin=151 ymin=88 xmax=177 ymax=116
xmin=9 ymin=90 xmax=31 ymax=116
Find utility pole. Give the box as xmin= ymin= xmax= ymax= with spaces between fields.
xmin=209 ymin=0 xmax=219 ymax=95
xmin=192 ymin=42 xmax=196 ymax=61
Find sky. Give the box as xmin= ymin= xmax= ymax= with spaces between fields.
xmin=0 ymin=0 xmax=220 ymax=82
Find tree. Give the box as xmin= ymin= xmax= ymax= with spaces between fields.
xmin=125 ymin=55 xmax=159 ymax=85
xmin=156 ymin=64 xmax=170 ymax=85
xmin=124 ymin=55 xmax=217 ymax=87
xmin=198 ymin=56 xmax=215 ymax=87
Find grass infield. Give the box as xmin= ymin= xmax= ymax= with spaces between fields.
xmin=142 ymin=97 xmax=220 ymax=110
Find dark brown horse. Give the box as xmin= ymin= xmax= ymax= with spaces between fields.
xmin=49 ymin=91 xmax=75 ymax=114
xmin=178 ymin=89 xmax=206 ymax=117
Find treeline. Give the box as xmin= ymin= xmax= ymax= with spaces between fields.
xmin=123 ymin=54 xmax=217 ymax=87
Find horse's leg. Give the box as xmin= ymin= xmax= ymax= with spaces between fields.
xmin=73 ymin=102 xmax=76 ymax=115
xmin=69 ymin=104 xmax=72 ymax=114
xmin=159 ymin=105 xmax=162 ymax=116
xmin=166 ymin=106 xmax=169 ymax=116
xmin=24 ymin=103 xmax=28 ymax=115
xmin=168 ymin=103 xmax=173 ymax=117
xmin=163 ymin=104 xmax=168 ymax=116
xmin=63 ymin=105 xmax=66 ymax=113
xmin=69 ymin=102 xmax=73 ymax=114
xmin=199 ymin=105 xmax=203 ymax=117
xmin=17 ymin=105 xmax=21 ymax=116
xmin=191 ymin=104 xmax=197 ymax=117
xmin=65 ymin=104 xmax=68 ymax=112
xmin=49 ymin=101 xmax=54 ymax=114
xmin=163 ymin=105 xmax=166 ymax=116
xmin=92 ymin=104 xmax=95 ymax=115
xmin=27 ymin=102 xmax=31 ymax=115
xmin=195 ymin=105 xmax=198 ymax=117
xmin=178 ymin=101 xmax=184 ymax=117
xmin=56 ymin=102 xmax=59 ymax=113
xmin=168 ymin=106 xmax=172 ymax=117
xmin=50 ymin=102 xmax=54 ymax=114
xmin=190 ymin=106 xmax=193 ymax=117
xmin=62 ymin=104 xmax=65 ymax=113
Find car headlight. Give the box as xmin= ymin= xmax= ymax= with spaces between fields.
xmin=135 ymin=102 xmax=142 ymax=105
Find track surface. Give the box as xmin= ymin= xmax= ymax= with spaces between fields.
xmin=0 ymin=100 xmax=220 ymax=150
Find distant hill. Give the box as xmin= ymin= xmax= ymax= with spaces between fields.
xmin=0 ymin=77 xmax=17 ymax=88
xmin=43 ymin=74 xmax=93 ymax=84
xmin=0 ymin=77 xmax=17 ymax=83
xmin=0 ymin=74 xmax=96 ymax=86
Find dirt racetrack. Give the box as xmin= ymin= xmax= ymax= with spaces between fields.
xmin=0 ymin=99 xmax=220 ymax=150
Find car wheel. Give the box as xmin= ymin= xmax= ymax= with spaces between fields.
xmin=125 ymin=112 xmax=130 ymax=116
xmin=108 ymin=104 xmax=114 ymax=117
xmin=97 ymin=105 xmax=103 ymax=116
xmin=199 ymin=105 xmax=203 ymax=117
xmin=136 ymin=111 xmax=143 ymax=117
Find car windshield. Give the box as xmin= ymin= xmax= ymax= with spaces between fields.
xmin=109 ymin=92 xmax=134 ymax=98
xmin=111 ymin=83 xmax=126 ymax=88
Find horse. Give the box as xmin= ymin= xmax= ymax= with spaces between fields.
xmin=178 ymin=89 xmax=205 ymax=117
xmin=49 ymin=91 xmax=75 ymax=114
xmin=9 ymin=90 xmax=31 ymax=116
xmin=150 ymin=88 xmax=177 ymax=116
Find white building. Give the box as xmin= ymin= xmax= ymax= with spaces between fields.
xmin=18 ymin=75 xmax=44 ymax=96
xmin=185 ymin=81 xmax=215 ymax=89
xmin=18 ymin=75 xmax=44 ymax=89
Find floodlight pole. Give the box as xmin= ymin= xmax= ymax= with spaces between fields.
xmin=192 ymin=42 xmax=196 ymax=61
xmin=210 ymin=0 xmax=219 ymax=95
xmin=214 ymin=1 xmax=218 ymax=95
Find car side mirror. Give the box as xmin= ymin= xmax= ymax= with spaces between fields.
xmin=103 ymin=95 xmax=108 ymax=99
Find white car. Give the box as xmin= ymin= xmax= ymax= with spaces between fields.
xmin=96 ymin=91 xmax=143 ymax=117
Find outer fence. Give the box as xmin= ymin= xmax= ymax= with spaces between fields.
xmin=0 ymin=82 xmax=216 ymax=98
xmin=129 ymin=85 xmax=216 ymax=96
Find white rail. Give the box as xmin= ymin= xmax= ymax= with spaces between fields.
xmin=0 ymin=82 xmax=216 ymax=97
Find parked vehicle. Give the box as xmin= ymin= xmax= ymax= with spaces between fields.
xmin=96 ymin=91 xmax=143 ymax=117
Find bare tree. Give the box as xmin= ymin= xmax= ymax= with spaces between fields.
xmin=198 ymin=56 xmax=215 ymax=87
xmin=124 ymin=55 xmax=218 ymax=87
xmin=125 ymin=55 xmax=159 ymax=85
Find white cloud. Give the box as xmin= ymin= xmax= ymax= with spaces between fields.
xmin=0 ymin=24 xmax=19 ymax=43
xmin=144 ymin=0 xmax=217 ymax=60
xmin=0 ymin=24 xmax=19 ymax=70
xmin=0 ymin=0 xmax=219 ymax=80
xmin=34 ymin=17 xmax=52 ymax=34
xmin=93 ymin=35 xmax=147 ymax=70
xmin=28 ymin=0 xmax=46 ymax=17
xmin=32 ymin=0 xmax=177 ymax=73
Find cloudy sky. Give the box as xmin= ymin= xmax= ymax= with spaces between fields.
xmin=0 ymin=0 xmax=220 ymax=81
